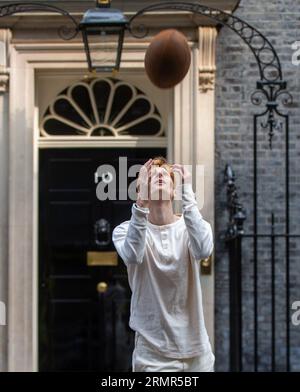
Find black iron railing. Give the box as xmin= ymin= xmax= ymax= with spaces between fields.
xmin=225 ymin=162 xmax=299 ymax=372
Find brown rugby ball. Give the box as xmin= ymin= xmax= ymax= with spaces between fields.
xmin=144 ymin=29 xmax=191 ymax=89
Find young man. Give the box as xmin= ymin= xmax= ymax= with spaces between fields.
xmin=112 ymin=157 xmax=215 ymax=372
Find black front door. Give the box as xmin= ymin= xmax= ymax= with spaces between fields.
xmin=38 ymin=147 xmax=166 ymax=371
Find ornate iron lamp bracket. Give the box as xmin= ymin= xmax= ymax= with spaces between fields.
xmin=0 ymin=1 xmax=80 ymax=39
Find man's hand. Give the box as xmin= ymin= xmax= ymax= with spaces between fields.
xmin=171 ymin=164 xmax=192 ymax=186
xmin=136 ymin=158 xmax=153 ymax=208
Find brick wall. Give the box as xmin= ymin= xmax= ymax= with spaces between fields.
xmin=215 ymin=0 xmax=300 ymax=371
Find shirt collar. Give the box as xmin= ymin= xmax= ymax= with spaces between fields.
xmin=147 ymin=214 xmax=184 ymax=230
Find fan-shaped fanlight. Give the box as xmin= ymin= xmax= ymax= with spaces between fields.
xmin=40 ymin=77 xmax=164 ymax=137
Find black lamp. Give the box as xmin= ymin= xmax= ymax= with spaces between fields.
xmin=78 ymin=0 xmax=128 ymax=73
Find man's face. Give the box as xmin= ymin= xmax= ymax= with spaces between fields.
xmin=148 ymin=163 xmax=174 ymax=201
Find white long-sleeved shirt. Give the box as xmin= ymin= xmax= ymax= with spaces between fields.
xmin=112 ymin=183 xmax=214 ymax=359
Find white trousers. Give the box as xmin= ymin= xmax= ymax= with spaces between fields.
xmin=132 ymin=332 xmax=215 ymax=372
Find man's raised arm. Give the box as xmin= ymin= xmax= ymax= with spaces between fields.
xmin=112 ymin=203 xmax=149 ymax=266
xmin=180 ymin=183 xmax=214 ymax=261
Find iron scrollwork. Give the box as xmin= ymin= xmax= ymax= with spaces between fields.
xmin=0 ymin=2 xmax=80 ymax=40
xmin=251 ymin=81 xmax=293 ymax=148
